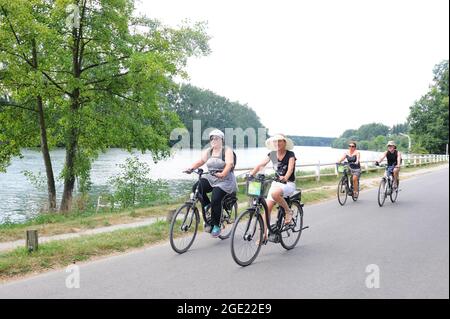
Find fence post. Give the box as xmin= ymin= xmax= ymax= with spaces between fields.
xmin=26 ymin=230 xmax=39 ymax=252
xmin=316 ymin=161 xmax=321 ymax=182
xmin=334 ymin=163 xmax=338 ymax=176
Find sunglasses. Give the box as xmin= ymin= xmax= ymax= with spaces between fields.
xmin=210 ymin=136 xmax=221 ymax=141
xmin=348 ymin=145 xmax=356 ymax=148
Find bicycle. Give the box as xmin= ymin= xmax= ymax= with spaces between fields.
xmin=230 ymin=174 xmax=308 ymax=267
xmin=169 ymin=168 xmax=238 ymax=254
xmin=336 ymin=162 xmax=359 ymax=205
xmin=376 ymin=163 xmax=399 ymax=207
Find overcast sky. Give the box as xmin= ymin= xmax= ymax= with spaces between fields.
xmin=136 ymin=0 xmax=449 ymax=137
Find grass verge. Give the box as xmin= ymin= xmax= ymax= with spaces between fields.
xmin=0 ymin=162 xmax=446 ymax=281
xmin=0 ymin=220 xmax=170 ymax=280
xmin=0 ymin=162 xmax=445 ymax=242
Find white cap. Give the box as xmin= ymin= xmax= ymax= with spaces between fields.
xmin=209 ymin=129 xmax=225 ymax=139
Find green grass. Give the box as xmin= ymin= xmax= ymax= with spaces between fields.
xmin=0 ymin=162 xmax=444 ymax=242
xmin=0 ymin=161 xmax=445 ymax=281
xmin=0 ymin=220 xmax=170 ymax=280
xmin=0 ymin=199 xmax=185 ymax=242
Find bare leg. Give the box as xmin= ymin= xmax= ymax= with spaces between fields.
xmin=261 ymin=199 xmax=275 ymax=242
xmin=270 ymin=188 xmax=292 ymax=224
xmin=353 ymin=175 xmax=359 ymax=196
xmin=393 ymin=168 xmax=400 ymax=188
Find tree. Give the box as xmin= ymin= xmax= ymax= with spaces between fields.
xmin=169 ymin=84 xmax=266 ymax=147
xmin=408 ymin=60 xmax=449 ymax=154
xmin=0 ymin=0 xmax=210 ymax=211
xmin=357 ymin=123 xmax=390 ymax=141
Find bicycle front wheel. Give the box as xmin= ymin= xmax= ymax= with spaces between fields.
xmin=377 ymin=179 xmax=387 ymax=207
xmin=230 ymin=209 xmax=264 ymax=267
xmin=280 ymin=202 xmax=304 ymax=250
xmin=169 ymin=203 xmax=199 ymax=254
xmin=337 ymin=178 xmax=348 ymax=206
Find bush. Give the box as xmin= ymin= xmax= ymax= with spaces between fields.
xmin=108 ymin=156 xmax=169 ymax=208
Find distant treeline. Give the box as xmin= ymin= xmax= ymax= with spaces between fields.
xmin=288 ymin=136 xmax=336 ymax=147
xmin=169 ymin=84 xmax=267 ymax=147
xmin=331 ymin=123 xmax=410 ymax=151
xmin=332 ymin=60 xmax=448 ymax=154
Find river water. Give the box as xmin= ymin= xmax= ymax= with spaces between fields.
xmin=0 ymin=146 xmax=381 ymax=223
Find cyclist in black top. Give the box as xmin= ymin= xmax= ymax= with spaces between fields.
xmin=337 ymin=141 xmax=361 ymax=197
xmin=375 ymin=141 xmax=402 ymax=189
xmin=250 ymin=134 xmax=297 ymax=242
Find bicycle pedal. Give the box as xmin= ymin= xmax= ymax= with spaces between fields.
xmin=268 ymin=234 xmax=279 ymax=243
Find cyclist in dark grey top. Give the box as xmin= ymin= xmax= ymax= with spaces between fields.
xmin=337 ymin=141 xmax=361 ymax=197
xmin=185 ymin=129 xmax=237 ymax=238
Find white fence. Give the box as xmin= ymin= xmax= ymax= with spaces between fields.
xmin=234 ymin=154 xmax=449 ymax=185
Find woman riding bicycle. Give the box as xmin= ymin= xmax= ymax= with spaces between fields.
xmin=337 ymin=141 xmax=361 ymax=198
xmin=249 ymin=134 xmax=296 ymax=242
xmin=375 ymin=141 xmax=402 ymax=190
xmin=185 ymin=129 xmax=238 ymax=238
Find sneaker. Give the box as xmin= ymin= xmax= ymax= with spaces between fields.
xmin=211 ymin=225 xmax=221 ymax=238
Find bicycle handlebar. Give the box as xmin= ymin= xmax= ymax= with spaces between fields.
xmin=245 ymin=173 xmax=287 ymax=184
xmin=183 ymin=168 xmax=222 ymax=176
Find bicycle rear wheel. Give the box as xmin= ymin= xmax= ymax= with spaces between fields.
xmin=219 ymin=202 xmax=238 ymax=240
xmin=230 ymin=209 xmax=264 ymax=267
xmin=377 ymin=179 xmax=387 ymax=207
xmin=390 ymin=179 xmax=399 ymax=203
xmin=169 ymin=203 xmax=199 ymax=254
xmin=280 ymin=202 xmax=304 ymax=250
xmin=337 ymin=178 xmax=348 ymax=206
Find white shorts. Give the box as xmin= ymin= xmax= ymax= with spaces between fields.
xmin=266 ymin=181 xmax=296 ymax=202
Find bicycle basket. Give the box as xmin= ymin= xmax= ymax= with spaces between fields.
xmin=247 ymin=180 xmax=263 ymax=197
xmin=337 ymin=165 xmax=346 ymax=173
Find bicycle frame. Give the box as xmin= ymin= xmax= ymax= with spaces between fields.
xmin=185 ymin=168 xmax=235 ymax=227
xmin=245 ymin=176 xmax=304 ymax=241
xmin=337 ymin=163 xmax=358 ymax=193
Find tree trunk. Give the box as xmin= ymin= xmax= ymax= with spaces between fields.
xmin=37 ymin=96 xmax=57 ymax=211
xmin=59 ymin=100 xmax=79 ymax=212
xmin=31 ymin=39 xmax=57 ymax=211
xmin=60 ymin=11 xmax=85 ymax=212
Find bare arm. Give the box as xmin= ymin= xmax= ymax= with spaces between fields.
xmin=377 ymin=151 xmax=387 ymax=163
xmin=337 ymin=153 xmax=347 ymax=163
xmin=186 ymin=149 xmax=208 ymax=171
xmin=396 ymin=152 xmax=402 ymax=167
xmin=215 ymin=148 xmax=234 ymax=178
xmin=356 ymin=152 xmax=361 ymax=165
xmin=280 ymin=157 xmax=296 ymax=182
xmin=250 ymin=156 xmax=270 ymax=176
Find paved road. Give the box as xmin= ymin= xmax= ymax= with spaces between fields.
xmin=1 ymin=168 xmax=448 ymax=298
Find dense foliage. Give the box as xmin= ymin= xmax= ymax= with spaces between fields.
xmin=288 ymin=136 xmax=335 ymax=147
xmin=331 ymin=122 xmax=410 ymax=151
xmin=408 ymin=60 xmax=449 ymax=154
xmin=0 ymin=0 xmax=210 ymax=211
xmin=169 ymin=84 xmax=266 ymax=147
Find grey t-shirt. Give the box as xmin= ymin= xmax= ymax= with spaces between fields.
xmin=204 ymin=147 xmax=238 ymax=194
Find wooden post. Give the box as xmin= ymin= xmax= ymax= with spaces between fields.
xmin=166 ymin=209 xmax=176 ymax=223
xmin=26 ymin=230 xmax=38 ymax=252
